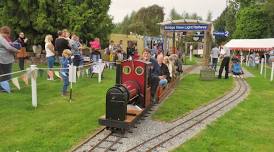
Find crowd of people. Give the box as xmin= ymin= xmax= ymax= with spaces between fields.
xmin=0 ymin=26 xmax=185 ymax=96
xmin=210 ymin=45 xmax=269 ymax=79
xmin=141 ymin=48 xmax=183 ymax=103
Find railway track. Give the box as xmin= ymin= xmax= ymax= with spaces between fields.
xmin=72 ymin=77 xmax=182 ymax=152
xmin=87 ymin=132 xmax=125 ymax=152
xmin=72 ymin=65 xmax=249 ymax=152
xmin=125 ymin=78 xmax=248 ymax=152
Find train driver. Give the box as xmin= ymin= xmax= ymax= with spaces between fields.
xmin=142 ymin=48 xmax=160 ymax=104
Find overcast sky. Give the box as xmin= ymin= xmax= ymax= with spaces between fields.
xmin=109 ymin=0 xmax=227 ymax=23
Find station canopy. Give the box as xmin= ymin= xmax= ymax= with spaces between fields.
xmin=224 ymin=38 xmax=274 ymax=52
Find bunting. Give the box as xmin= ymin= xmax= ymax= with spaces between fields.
xmin=31 ymin=69 xmax=38 ymax=80
xmin=86 ymin=69 xmax=89 ymax=76
xmin=77 ymin=71 xmax=81 ymax=79
xmin=11 ymin=77 xmax=20 ymax=90
xmin=81 ymin=70 xmax=85 ymax=78
xmin=54 ymin=71 xmax=61 ymax=79
xmin=20 ymin=74 xmax=29 ymax=86
xmin=26 ymin=68 xmax=32 ymax=79
xmin=48 ymin=71 xmax=54 ymax=80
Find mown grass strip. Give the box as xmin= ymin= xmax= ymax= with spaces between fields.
xmin=152 ymin=74 xmax=234 ymax=122
xmin=0 ymin=69 xmax=115 ymax=152
xmin=173 ymin=67 xmax=274 ymax=152
xmin=185 ymin=56 xmax=199 ymax=65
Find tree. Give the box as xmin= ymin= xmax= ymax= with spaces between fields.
xmin=233 ymin=5 xmax=270 ymax=38
xmin=182 ymin=11 xmax=190 ymax=19
xmin=113 ymin=4 xmax=164 ymax=36
xmin=190 ymin=13 xmax=203 ymax=20
xmin=225 ymin=6 xmax=237 ymax=38
xmin=214 ymin=7 xmax=229 ymax=45
xmin=235 ymin=0 xmax=267 ymax=8
xmin=0 ymin=0 xmax=113 ymax=47
xmin=265 ymin=0 xmax=274 ymax=36
xmin=206 ymin=11 xmax=212 ymax=21
xmin=170 ymin=8 xmax=183 ymax=20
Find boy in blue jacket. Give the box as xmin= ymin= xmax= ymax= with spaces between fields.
xmin=61 ymin=49 xmax=72 ymax=96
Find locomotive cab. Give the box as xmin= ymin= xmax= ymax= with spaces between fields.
xmin=99 ymin=60 xmax=152 ymax=130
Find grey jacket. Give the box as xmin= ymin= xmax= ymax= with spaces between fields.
xmin=0 ymin=35 xmax=18 ymax=64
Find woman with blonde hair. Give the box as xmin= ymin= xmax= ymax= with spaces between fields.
xmin=163 ymin=56 xmax=173 ymax=79
xmin=45 ymin=34 xmax=55 ymax=80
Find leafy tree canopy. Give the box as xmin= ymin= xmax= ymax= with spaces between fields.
xmin=169 ymin=9 xmax=203 ymax=20
xmin=113 ymin=5 xmax=164 ymax=36
xmin=0 ymin=0 xmax=113 ymax=47
xmin=233 ymin=5 xmax=271 ymax=39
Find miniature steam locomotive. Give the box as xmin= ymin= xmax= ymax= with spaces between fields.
xmin=99 ymin=60 xmax=153 ymax=131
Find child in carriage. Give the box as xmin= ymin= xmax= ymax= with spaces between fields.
xmin=231 ymin=57 xmax=244 ymax=78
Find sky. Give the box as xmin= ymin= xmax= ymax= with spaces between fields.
xmin=109 ymin=0 xmax=227 ymax=23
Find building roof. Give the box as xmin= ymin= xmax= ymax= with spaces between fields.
xmin=224 ymin=38 xmax=274 ymax=52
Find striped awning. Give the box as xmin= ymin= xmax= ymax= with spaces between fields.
xmin=224 ymin=38 xmax=274 ymax=52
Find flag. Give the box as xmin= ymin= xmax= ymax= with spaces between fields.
xmin=31 ymin=69 xmax=38 ymax=80
xmin=61 ymin=72 xmax=67 ymax=77
xmin=11 ymin=77 xmax=20 ymax=90
xmin=0 ymin=81 xmax=11 ymax=93
xmin=48 ymin=71 xmax=54 ymax=79
xmin=54 ymin=71 xmax=61 ymax=79
xmin=77 ymin=71 xmax=81 ymax=79
xmin=20 ymin=74 xmax=29 ymax=86
xmin=26 ymin=68 xmax=32 ymax=79
xmin=81 ymin=70 xmax=85 ymax=78
xmin=86 ymin=69 xmax=89 ymax=76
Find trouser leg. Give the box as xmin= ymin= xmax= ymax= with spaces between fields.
xmin=151 ymin=77 xmax=159 ymax=102
xmin=224 ymin=57 xmax=230 ymax=79
xmin=19 ymin=58 xmax=24 ymax=70
xmin=218 ymin=60 xmax=225 ymax=78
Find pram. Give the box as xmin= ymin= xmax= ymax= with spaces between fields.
xmin=231 ymin=57 xmax=244 ymax=78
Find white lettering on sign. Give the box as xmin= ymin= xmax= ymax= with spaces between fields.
xmin=164 ymin=25 xmax=208 ymax=31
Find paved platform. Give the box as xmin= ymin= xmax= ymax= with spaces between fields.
xmin=188 ymin=66 xmax=254 ymax=78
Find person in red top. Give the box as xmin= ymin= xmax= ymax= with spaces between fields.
xmin=89 ymin=37 xmax=101 ymax=62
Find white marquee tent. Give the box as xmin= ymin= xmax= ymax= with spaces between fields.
xmin=224 ymin=38 xmax=274 ymax=52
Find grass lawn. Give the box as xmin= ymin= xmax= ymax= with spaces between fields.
xmin=0 ymin=68 xmax=115 ymax=152
xmin=152 ymin=75 xmax=234 ymax=122
xmin=184 ymin=56 xmax=199 ymax=65
xmin=173 ymin=67 xmax=274 ymax=152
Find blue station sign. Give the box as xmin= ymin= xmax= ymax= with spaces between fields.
xmin=213 ymin=31 xmax=229 ymax=37
xmin=164 ymin=24 xmax=208 ymax=31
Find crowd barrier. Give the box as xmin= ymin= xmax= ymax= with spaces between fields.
xmin=0 ymin=61 xmax=115 ymax=108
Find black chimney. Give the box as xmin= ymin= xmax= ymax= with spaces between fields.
xmin=116 ymin=61 xmax=122 ymax=84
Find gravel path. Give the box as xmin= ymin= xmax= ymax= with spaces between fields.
xmin=189 ymin=66 xmax=254 ymax=78
xmin=72 ymin=66 xmax=250 ymax=152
